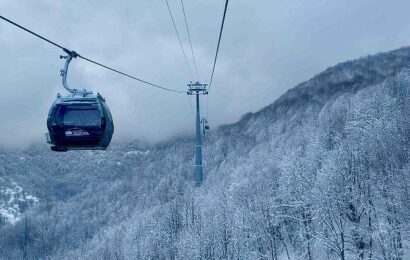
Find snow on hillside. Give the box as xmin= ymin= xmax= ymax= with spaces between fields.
xmin=125 ymin=150 xmax=150 ymax=156
xmin=0 ymin=177 xmax=38 ymax=225
xmin=0 ymin=47 xmax=409 ymax=259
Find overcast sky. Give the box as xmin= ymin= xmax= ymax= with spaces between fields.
xmin=1 ymin=0 xmax=410 ymax=150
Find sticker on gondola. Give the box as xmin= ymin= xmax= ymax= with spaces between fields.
xmin=65 ymin=129 xmax=89 ymax=136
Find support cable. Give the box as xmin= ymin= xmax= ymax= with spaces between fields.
xmin=0 ymin=15 xmax=184 ymax=94
xmin=180 ymin=0 xmax=200 ymax=81
xmin=208 ymin=0 xmax=229 ymax=91
xmin=205 ymin=94 xmax=209 ymax=119
xmin=78 ymin=55 xmax=184 ymax=93
xmin=187 ymin=95 xmax=195 ymax=117
xmin=164 ymin=0 xmax=195 ymax=80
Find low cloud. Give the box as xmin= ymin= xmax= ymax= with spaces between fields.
xmin=1 ymin=0 xmax=410 ymax=149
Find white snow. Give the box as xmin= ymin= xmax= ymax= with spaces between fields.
xmin=0 ymin=180 xmax=39 ymax=225
xmin=125 ymin=150 xmax=150 ymax=156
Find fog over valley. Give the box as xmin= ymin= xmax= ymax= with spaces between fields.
xmin=1 ymin=0 xmax=410 ymax=149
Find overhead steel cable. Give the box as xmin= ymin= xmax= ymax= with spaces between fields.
xmin=0 ymin=15 xmax=66 ymax=50
xmin=77 ymin=55 xmax=185 ymax=93
xmin=187 ymin=95 xmax=195 ymax=117
xmin=208 ymin=0 xmax=229 ymax=92
xmin=164 ymin=0 xmax=195 ymax=80
xmin=180 ymin=0 xmax=200 ymax=81
xmin=0 ymin=15 xmax=184 ymax=94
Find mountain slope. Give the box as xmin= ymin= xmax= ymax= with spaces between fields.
xmin=1 ymin=47 xmax=410 ymax=259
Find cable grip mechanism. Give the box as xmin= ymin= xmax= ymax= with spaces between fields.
xmin=59 ymin=49 xmax=92 ymax=96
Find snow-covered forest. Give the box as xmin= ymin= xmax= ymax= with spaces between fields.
xmin=0 ymin=47 xmax=409 ymax=259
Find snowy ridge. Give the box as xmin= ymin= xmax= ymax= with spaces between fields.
xmin=0 ymin=47 xmax=409 ymax=259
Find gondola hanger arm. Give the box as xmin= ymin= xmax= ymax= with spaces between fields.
xmin=60 ymin=50 xmax=92 ymax=96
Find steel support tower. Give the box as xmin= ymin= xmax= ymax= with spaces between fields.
xmin=187 ymin=82 xmax=208 ymax=186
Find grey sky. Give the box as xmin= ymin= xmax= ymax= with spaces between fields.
xmin=1 ymin=0 xmax=409 ymax=150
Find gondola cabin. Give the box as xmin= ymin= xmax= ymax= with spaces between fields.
xmin=46 ymin=93 xmax=114 ymax=152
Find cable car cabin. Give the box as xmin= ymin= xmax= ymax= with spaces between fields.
xmin=201 ymin=118 xmax=210 ymax=130
xmin=46 ymin=93 xmax=114 ymax=152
